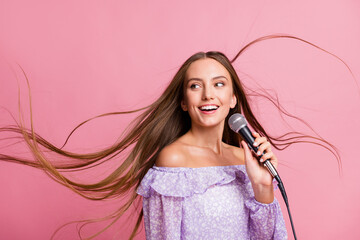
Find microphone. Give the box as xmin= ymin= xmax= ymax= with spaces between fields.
xmin=228 ymin=113 xmax=279 ymax=179
xmin=228 ymin=113 xmax=298 ymax=239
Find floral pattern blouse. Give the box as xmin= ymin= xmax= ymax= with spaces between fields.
xmin=136 ymin=164 xmax=288 ymax=239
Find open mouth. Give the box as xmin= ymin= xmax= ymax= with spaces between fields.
xmin=198 ymin=105 xmax=219 ymax=114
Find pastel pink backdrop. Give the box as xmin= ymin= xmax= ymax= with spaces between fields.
xmin=0 ymin=0 xmax=359 ymax=239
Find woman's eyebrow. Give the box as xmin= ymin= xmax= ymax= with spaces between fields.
xmin=186 ymin=76 xmax=228 ymax=83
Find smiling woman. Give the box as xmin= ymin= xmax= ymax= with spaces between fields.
xmin=0 ymin=34 xmax=346 ymax=240
xmin=145 ymin=51 xmax=287 ymax=239
xmin=181 ymin=58 xmax=237 ymax=128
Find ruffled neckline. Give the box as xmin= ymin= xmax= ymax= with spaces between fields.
xmin=136 ymin=164 xmax=250 ymax=198
xmin=153 ymin=164 xmax=245 ymax=170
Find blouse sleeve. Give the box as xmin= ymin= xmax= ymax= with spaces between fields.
xmin=245 ymin=194 xmax=288 ymax=239
xmin=142 ymin=192 xmax=183 ymax=240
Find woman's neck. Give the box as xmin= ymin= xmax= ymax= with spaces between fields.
xmin=187 ymin=122 xmax=225 ymax=155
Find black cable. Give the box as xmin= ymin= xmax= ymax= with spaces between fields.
xmin=275 ymin=175 xmax=297 ymax=240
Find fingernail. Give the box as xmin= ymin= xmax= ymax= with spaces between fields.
xmin=253 ymin=142 xmax=258 ymax=146
xmin=260 ymin=158 xmax=263 ymax=162
xmin=256 ymin=151 xmax=261 ymax=155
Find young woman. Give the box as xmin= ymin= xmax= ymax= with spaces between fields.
xmin=136 ymin=54 xmax=288 ymax=239
xmin=0 ymin=34 xmax=342 ymax=239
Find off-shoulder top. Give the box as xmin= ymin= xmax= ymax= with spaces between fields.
xmin=136 ymin=164 xmax=288 ymax=240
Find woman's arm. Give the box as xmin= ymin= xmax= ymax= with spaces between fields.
xmin=252 ymin=182 xmax=274 ymax=204
xmin=240 ymin=131 xmax=278 ymax=203
xmin=241 ymin=132 xmax=288 ymax=239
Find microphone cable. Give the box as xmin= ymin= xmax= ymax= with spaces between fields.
xmin=274 ymin=173 xmax=297 ymax=240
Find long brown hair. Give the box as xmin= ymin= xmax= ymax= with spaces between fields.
xmin=0 ymin=34 xmax=349 ymax=239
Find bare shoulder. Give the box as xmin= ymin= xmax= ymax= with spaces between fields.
xmin=155 ymin=142 xmax=187 ymax=167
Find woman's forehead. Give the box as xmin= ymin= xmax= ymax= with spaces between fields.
xmin=185 ymin=58 xmax=230 ymax=80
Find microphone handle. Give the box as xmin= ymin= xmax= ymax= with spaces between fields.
xmin=239 ymin=127 xmax=279 ymax=178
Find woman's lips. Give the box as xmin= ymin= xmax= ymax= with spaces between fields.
xmin=199 ymin=107 xmax=219 ymax=114
xmin=200 ymin=110 xmax=217 ymax=114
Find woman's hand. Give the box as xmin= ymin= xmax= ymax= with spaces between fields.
xmin=241 ymin=131 xmax=277 ymax=203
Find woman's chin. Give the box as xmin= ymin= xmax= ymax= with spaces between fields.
xmin=192 ymin=118 xmax=226 ymax=129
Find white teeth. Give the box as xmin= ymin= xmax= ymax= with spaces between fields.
xmin=199 ymin=105 xmax=218 ymax=110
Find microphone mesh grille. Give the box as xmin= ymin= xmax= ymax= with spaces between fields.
xmin=228 ymin=113 xmax=247 ymax=132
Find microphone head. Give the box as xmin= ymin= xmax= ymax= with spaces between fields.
xmin=228 ymin=113 xmax=248 ymax=132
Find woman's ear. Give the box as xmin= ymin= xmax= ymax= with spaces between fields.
xmin=230 ymin=94 xmax=237 ymax=109
xmin=181 ymin=99 xmax=188 ymax=111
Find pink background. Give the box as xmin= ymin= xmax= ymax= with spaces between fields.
xmin=0 ymin=0 xmax=359 ymax=239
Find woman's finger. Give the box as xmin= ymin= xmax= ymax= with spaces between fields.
xmin=241 ymin=140 xmax=258 ymax=163
xmin=255 ymin=142 xmax=271 ymax=156
xmin=241 ymin=140 xmax=251 ymax=157
xmin=253 ymin=136 xmax=267 ymax=147
xmin=259 ymin=151 xmax=274 ymax=163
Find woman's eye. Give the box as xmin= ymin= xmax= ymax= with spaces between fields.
xmin=216 ymin=82 xmax=224 ymax=87
xmin=190 ymin=84 xmax=200 ymax=89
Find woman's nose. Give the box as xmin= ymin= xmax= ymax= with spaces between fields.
xmin=202 ymin=86 xmax=214 ymax=100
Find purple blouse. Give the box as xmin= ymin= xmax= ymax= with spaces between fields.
xmin=136 ymin=164 xmax=288 ymax=240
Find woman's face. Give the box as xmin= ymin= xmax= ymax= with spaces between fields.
xmin=181 ymin=58 xmax=237 ymax=128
